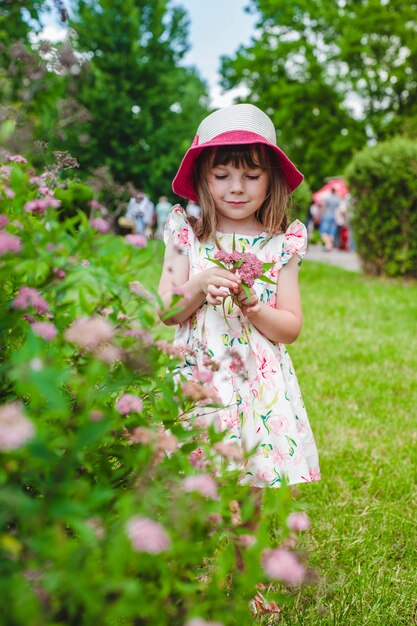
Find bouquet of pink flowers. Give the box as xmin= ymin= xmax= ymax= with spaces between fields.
xmin=209 ymin=235 xmax=276 ymax=302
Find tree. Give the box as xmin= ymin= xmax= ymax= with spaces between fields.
xmin=0 ymin=0 xmax=69 ymax=155
xmin=63 ymin=0 xmax=209 ymax=200
xmin=220 ymin=0 xmax=417 ymax=190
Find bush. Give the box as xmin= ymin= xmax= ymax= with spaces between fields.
xmin=291 ymin=180 xmax=311 ymax=224
xmin=345 ymin=137 xmax=417 ymax=277
xmin=0 ymin=155 xmax=311 ymax=625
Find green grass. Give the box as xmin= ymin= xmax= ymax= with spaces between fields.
xmin=147 ymin=245 xmax=417 ymax=624
xmin=278 ymin=261 xmax=417 ymax=625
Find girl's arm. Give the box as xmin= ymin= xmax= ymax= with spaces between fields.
xmin=158 ymin=238 xmax=240 ymax=326
xmin=236 ymin=254 xmax=302 ymax=344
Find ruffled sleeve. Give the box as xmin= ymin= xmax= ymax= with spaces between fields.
xmin=163 ymin=204 xmax=192 ymax=256
xmin=280 ymin=219 xmax=308 ymax=268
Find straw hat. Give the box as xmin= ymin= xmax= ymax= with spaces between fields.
xmin=172 ymin=103 xmax=303 ymax=202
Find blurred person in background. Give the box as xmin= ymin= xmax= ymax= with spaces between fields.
xmin=155 ymin=195 xmax=172 ymax=239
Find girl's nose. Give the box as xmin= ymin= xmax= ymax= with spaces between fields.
xmin=229 ymin=176 xmax=244 ymax=193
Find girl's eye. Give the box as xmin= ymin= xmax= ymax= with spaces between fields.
xmin=213 ymin=174 xmax=228 ymax=180
xmin=246 ymin=175 xmax=260 ymax=180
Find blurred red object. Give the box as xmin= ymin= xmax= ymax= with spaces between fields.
xmin=313 ymin=179 xmax=349 ymax=203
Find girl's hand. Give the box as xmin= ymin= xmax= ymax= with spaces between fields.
xmin=236 ymin=285 xmax=261 ymax=316
xmin=199 ymin=268 xmax=241 ymax=306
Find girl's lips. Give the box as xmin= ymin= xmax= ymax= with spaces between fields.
xmin=227 ymin=201 xmax=247 ymax=205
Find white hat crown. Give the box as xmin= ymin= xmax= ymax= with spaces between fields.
xmin=197 ymin=103 xmax=277 ymax=146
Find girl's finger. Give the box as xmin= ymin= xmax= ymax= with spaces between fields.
xmin=209 ymin=286 xmax=229 ymax=297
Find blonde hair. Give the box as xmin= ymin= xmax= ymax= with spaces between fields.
xmin=190 ymin=144 xmax=290 ymax=242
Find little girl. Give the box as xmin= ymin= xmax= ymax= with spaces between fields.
xmin=158 ymin=103 xmax=320 ymax=488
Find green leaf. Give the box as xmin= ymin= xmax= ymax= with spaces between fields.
xmin=259 ymin=274 xmax=276 ymax=284
xmin=242 ymin=283 xmax=252 ymax=300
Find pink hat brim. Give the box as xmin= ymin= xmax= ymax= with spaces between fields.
xmin=172 ymin=130 xmax=303 ymax=202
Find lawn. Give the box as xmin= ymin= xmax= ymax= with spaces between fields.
xmin=279 ymin=261 xmax=417 ymax=625
xmin=147 ymin=244 xmax=417 ymax=625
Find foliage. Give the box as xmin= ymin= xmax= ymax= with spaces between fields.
xmin=220 ymin=0 xmax=417 ymax=190
xmin=345 ymin=136 xmax=417 ymax=278
xmin=0 ymin=155 xmax=311 ymax=625
xmin=62 ymin=0 xmax=210 ymax=201
xmin=278 ymin=261 xmax=417 ymax=624
xmin=0 ymin=1 xmax=73 ymax=156
xmin=220 ymin=0 xmax=367 ymax=191
xmin=291 ymin=180 xmax=311 ymax=224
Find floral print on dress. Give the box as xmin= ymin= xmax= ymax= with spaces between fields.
xmin=163 ymin=204 xmax=320 ymax=488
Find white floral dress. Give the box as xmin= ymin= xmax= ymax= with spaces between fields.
xmin=164 ymin=205 xmax=320 ymax=488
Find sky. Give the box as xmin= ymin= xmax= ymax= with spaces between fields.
xmin=38 ymin=0 xmax=257 ymax=108
xmin=177 ymin=0 xmax=257 ymax=106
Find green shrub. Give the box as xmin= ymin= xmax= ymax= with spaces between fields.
xmin=0 ymin=155 xmax=310 ymax=625
xmin=291 ymin=180 xmax=311 ymax=224
xmin=345 ymin=137 xmax=417 ymax=277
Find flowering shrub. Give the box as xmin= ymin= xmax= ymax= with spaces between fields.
xmin=0 ymin=155 xmax=312 ymax=625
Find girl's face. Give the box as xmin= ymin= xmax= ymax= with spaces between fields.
xmin=207 ymin=163 xmax=269 ymax=232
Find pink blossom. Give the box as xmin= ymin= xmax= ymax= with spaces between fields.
xmin=53 ymin=268 xmax=66 ymax=279
xmin=207 ymin=513 xmax=222 ymax=526
xmin=86 ymin=517 xmax=105 ymax=539
xmin=125 ymin=234 xmax=147 ymax=248
xmin=287 ymin=512 xmax=311 ymax=532
xmin=229 ymin=349 xmax=246 ymax=376
xmin=0 ymin=231 xmax=22 ymax=255
xmin=213 ymin=442 xmax=243 ymax=461
xmin=236 ymin=534 xmax=257 ymax=547
xmin=0 ymin=402 xmax=35 ymax=451
xmin=0 ymin=165 xmax=12 ymax=178
xmin=115 ymin=393 xmax=142 ymax=415
xmin=182 ymin=474 xmax=218 ymax=499
xmin=24 ymin=196 xmax=61 ymax=214
xmin=214 ymin=249 xmax=263 ymax=287
xmin=89 ymin=410 xmax=103 ymax=422
xmin=155 ymin=430 xmax=178 ymax=454
xmin=189 ymin=447 xmax=207 ymax=469
xmin=29 ymin=176 xmax=43 ymax=184
xmin=95 ymin=343 xmax=121 ymax=364
xmin=90 ymin=217 xmax=110 ymax=233
xmin=81 ymin=260 xmax=89 ymax=266
xmin=194 ymin=368 xmax=213 ymax=383
xmin=125 ymin=328 xmax=153 ymax=343
xmin=38 ymin=186 xmax=53 ymax=196
xmin=129 ymin=280 xmax=154 ymax=300
xmin=13 ymin=287 xmax=49 ymax=314
xmin=88 ymin=199 xmax=105 ymax=210
xmin=65 ymin=316 xmax=114 ymax=349
xmin=185 ymin=620 xmax=224 ymax=626
xmin=129 ymin=426 xmax=154 ymax=444
xmin=8 ymin=154 xmax=27 ymax=164
xmin=181 ymin=381 xmax=220 ymax=404
xmin=0 ymin=215 xmax=8 ymax=229
xmin=156 ymin=340 xmax=193 ymax=358
xmin=126 ymin=516 xmax=171 ymax=554
xmin=31 ymin=322 xmax=57 ymax=341
xmin=117 ymin=311 xmax=129 ymax=321
xmin=3 ymin=186 xmax=15 ymax=199
xmin=262 ymin=548 xmax=305 ymax=584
